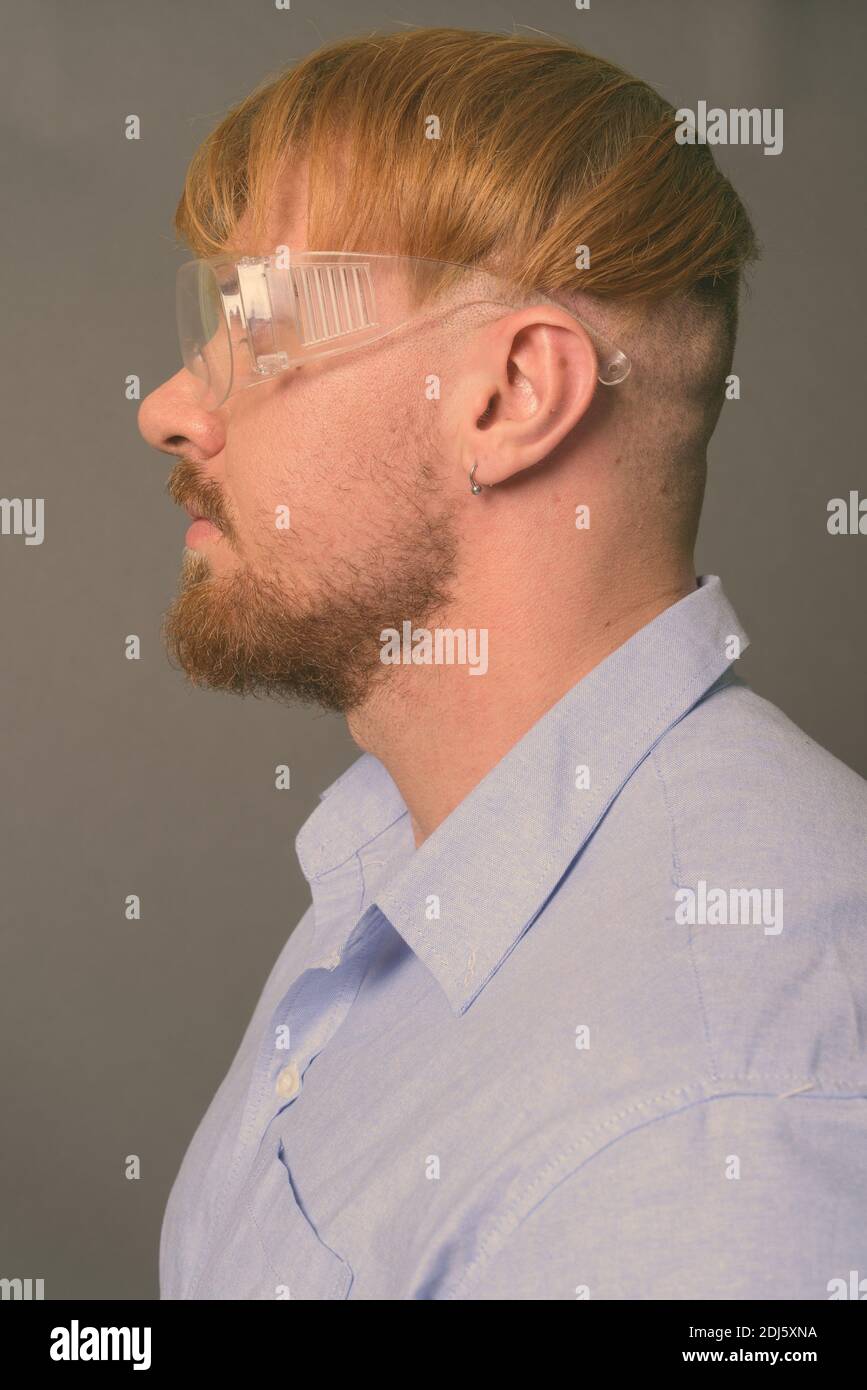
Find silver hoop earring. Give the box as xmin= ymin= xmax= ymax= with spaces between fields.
xmin=469 ymin=462 xmax=491 ymax=495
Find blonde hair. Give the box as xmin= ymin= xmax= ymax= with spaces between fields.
xmin=174 ymin=26 xmax=758 ymax=324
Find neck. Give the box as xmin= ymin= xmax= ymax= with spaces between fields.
xmin=348 ymin=545 xmax=697 ymax=847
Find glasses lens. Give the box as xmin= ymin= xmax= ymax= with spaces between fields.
xmin=176 ymin=262 xmax=232 ymax=406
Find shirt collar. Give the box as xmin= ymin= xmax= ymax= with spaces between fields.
xmin=296 ymin=575 xmax=749 ymax=1016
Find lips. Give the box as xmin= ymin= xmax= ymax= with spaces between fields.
xmin=185 ymin=516 xmax=223 ymax=548
xmin=184 ymin=503 xmax=219 ymax=528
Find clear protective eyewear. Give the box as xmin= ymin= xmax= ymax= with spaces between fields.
xmin=176 ymin=250 xmax=631 ymax=410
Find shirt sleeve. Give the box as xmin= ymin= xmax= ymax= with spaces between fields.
xmin=447 ymin=1092 xmax=867 ymax=1300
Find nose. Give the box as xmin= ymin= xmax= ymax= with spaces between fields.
xmin=137 ymin=368 xmax=226 ymax=462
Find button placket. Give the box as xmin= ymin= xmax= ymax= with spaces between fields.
xmin=201 ymin=867 xmax=367 ymax=1260
xmin=263 ymin=923 xmax=378 ymax=1126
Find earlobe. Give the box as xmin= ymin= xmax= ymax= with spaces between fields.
xmin=469 ymin=462 xmax=493 ymax=495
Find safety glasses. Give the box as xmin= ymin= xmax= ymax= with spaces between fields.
xmin=176 ymin=250 xmax=631 ymax=409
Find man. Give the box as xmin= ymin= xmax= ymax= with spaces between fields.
xmin=138 ymin=29 xmax=866 ymax=1299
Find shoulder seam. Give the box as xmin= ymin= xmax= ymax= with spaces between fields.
xmin=444 ymin=1083 xmax=867 ymax=1299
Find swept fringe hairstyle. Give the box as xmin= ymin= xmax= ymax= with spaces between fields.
xmin=174 ymin=28 xmax=759 ymax=334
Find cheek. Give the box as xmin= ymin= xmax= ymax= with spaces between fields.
xmin=225 ymin=393 xmax=298 ymax=517
xmin=224 ymin=389 xmax=336 ymax=562
xmin=222 ymin=362 xmax=411 ymax=564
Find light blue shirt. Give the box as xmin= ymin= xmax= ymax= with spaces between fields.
xmin=160 ymin=575 xmax=867 ymax=1300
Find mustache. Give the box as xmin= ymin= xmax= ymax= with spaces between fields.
xmin=167 ymin=458 xmax=235 ymax=540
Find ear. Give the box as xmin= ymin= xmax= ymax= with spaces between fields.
xmin=447 ymin=305 xmax=601 ymax=488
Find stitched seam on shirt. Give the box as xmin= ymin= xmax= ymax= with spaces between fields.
xmin=441 ymin=1081 xmax=693 ymax=1300
xmin=443 ymin=1084 xmax=867 ymax=1300
xmin=245 ymin=1188 xmax=350 ymax=1301
xmin=651 ymin=742 xmax=721 ymax=1083
xmin=307 ymin=811 xmax=411 ymax=882
xmin=247 ymin=1197 xmax=290 ymax=1292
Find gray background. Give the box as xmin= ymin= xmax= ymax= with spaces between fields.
xmin=1 ymin=0 xmax=864 ymax=1299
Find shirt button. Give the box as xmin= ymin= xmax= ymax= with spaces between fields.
xmin=275 ymin=1061 xmax=301 ymax=1100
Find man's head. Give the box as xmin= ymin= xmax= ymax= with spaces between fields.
xmin=138 ymin=27 xmax=758 ymax=713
